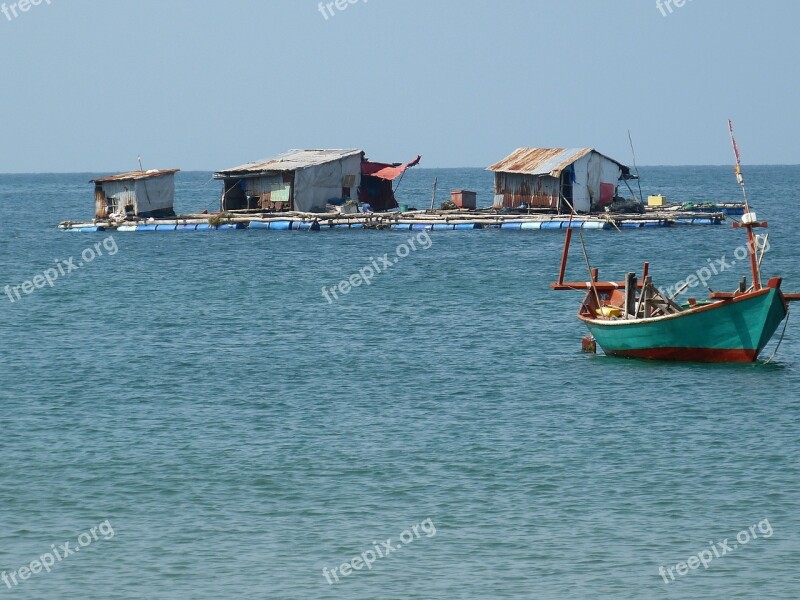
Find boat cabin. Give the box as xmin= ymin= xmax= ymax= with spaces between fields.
xmin=92 ymin=169 xmax=179 ymax=219
xmin=488 ymin=148 xmax=635 ymax=213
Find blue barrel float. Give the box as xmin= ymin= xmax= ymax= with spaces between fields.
xmin=71 ymin=226 xmax=106 ymax=233
xmin=215 ymin=222 xmax=247 ymax=230
xmin=540 ymin=221 xmax=563 ymax=230
xmin=292 ymin=221 xmax=321 ymax=231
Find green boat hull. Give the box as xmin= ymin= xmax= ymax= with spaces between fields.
xmin=582 ymin=288 xmax=787 ymax=362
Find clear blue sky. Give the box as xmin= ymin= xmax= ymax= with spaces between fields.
xmin=0 ymin=0 xmax=796 ymax=172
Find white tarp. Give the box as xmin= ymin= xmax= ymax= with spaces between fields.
xmin=572 ymin=152 xmax=622 ymax=211
xmin=571 ymin=154 xmax=591 ymax=213
xmin=293 ymin=154 xmax=362 ymax=213
xmin=134 ymin=174 xmax=175 ymax=215
xmin=599 ymin=159 xmax=623 ymax=202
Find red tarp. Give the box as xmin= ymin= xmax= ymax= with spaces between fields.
xmin=361 ymin=155 xmax=422 ymax=181
xmin=599 ymin=182 xmax=616 ymax=206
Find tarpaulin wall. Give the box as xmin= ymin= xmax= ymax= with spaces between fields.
xmin=293 ymin=154 xmax=362 ymax=213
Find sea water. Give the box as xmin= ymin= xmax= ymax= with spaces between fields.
xmin=0 ymin=167 xmax=799 ymax=599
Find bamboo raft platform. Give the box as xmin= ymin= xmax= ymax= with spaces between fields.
xmin=59 ymin=208 xmax=726 ymax=233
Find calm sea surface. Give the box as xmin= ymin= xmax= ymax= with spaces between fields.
xmin=1 ymin=167 xmax=799 ymax=599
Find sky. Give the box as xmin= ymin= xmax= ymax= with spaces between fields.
xmin=0 ymin=0 xmax=797 ymax=172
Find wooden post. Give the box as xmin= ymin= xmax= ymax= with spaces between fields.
xmin=745 ymin=224 xmax=762 ymax=290
xmin=739 ymin=276 xmax=747 ymax=293
xmin=625 ymin=272 xmax=637 ymax=318
xmin=557 ymin=227 xmax=573 ymax=286
xmin=638 ymin=275 xmax=652 ymax=319
xmin=429 ymin=176 xmax=438 ymax=212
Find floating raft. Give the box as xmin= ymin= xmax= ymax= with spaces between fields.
xmin=646 ymin=202 xmax=745 ymax=216
xmin=59 ymin=209 xmax=725 ymax=233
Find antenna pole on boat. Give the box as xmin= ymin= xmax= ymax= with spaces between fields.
xmin=728 ymin=120 xmax=763 ymax=290
xmin=138 ymin=155 xmax=144 ymax=173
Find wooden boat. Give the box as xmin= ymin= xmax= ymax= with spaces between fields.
xmin=552 ymin=122 xmax=800 ymax=363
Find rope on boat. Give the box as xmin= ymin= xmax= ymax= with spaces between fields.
xmin=765 ymin=306 xmax=790 ymax=364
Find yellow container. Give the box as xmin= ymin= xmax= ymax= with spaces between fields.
xmin=598 ymin=305 xmax=622 ymax=318
xmin=648 ymin=194 xmax=667 ymax=207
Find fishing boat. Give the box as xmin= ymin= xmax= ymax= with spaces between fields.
xmin=552 ymin=122 xmax=800 ymax=363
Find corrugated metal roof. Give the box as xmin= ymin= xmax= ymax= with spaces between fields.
xmin=92 ymin=169 xmax=180 ymax=183
xmin=487 ymin=148 xmax=628 ymax=177
xmin=215 ymin=149 xmax=363 ymax=177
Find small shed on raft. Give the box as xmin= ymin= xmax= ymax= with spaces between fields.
xmin=488 ymin=148 xmax=634 ymax=213
xmin=359 ymin=155 xmax=421 ymax=211
xmin=92 ymin=169 xmax=179 ymax=219
xmin=214 ymin=149 xmax=421 ymax=213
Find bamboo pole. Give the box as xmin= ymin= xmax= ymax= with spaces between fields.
xmin=429 ymin=177 xmax=438 ymax=212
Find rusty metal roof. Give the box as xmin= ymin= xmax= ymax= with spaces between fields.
xmin=487 ymin=148 xmax=628 ymax=177
xmin=92 ymin=169 xmax=180 ymax=183
xmin=214 ymin=149 xmax=363 ymax=177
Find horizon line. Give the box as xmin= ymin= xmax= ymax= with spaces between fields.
xmin=2 ymin=163 xmax=800 ymax=175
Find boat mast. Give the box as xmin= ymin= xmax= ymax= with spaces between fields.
xmin=728 ymin=120 xmax=763 ymax=290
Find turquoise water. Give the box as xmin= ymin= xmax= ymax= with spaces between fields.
xmin=1 ymin=167 xmax=799 ymax=598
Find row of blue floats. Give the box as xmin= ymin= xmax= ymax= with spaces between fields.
xmin=69 ymin=220 xmax=615 ymax=233
xmin=69 ymin=221 xmax=322 ymax=232
xmin=67 ymin=217 xmax=719 ymax=233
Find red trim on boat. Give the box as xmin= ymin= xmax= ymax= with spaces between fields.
xmin=606 ymin=347 xmax=759 ymax=363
